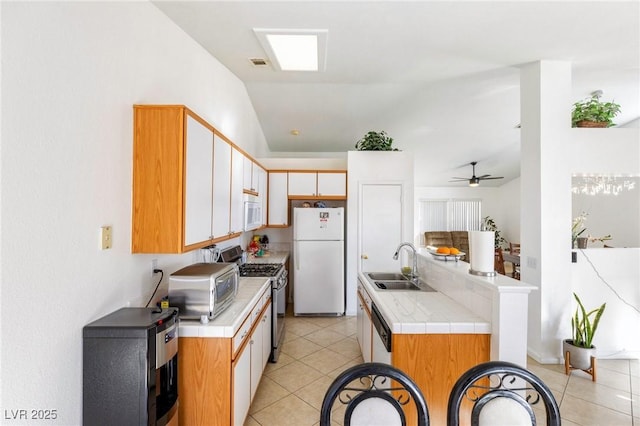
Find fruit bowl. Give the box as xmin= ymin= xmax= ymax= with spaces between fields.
xmin=426 ymin=247 xmax=465 ymax=261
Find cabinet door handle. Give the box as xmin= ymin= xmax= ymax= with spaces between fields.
xmin=361 ymin=254 xmax=368 ymax=259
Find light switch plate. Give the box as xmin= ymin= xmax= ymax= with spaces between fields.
xmin=101 ymin=226 xmax=112 ymax=250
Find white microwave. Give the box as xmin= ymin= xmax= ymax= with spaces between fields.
xmin=244 ymin=201 xmax=262 ymax=231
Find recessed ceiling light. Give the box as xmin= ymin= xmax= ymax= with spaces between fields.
xmin=253 ymin=29 xmax=328 ymax=72
xmin=290 ymin=129 xmax=300 ymax=136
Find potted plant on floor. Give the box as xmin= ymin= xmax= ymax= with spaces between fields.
xmin=355 ymin=131 xmax=399 ymax=151
xmin=563 ymin=292 xmax=606 ymax=380
xmin=571 ymin=93 xmax=621 ymax=128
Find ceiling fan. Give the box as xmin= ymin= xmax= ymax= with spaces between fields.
xmin=450 ymin=161 xmax=504 ymax=187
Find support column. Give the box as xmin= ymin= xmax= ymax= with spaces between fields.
xmin=520 ymin=61 xmax=573 ymax=363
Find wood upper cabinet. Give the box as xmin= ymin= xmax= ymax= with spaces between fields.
xmin=287 ymin=171 xmax=347 ymax=199
xmin=132 ymin=105 xmax=216 ymax=253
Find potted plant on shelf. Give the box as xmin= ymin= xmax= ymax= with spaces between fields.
xmin=563 ymin=292 xmax=606 ymax=380
xmin=355 ymin=131 xmax=399 ymax=151
xmin=571 ymin=93 xmax=621 ymax=128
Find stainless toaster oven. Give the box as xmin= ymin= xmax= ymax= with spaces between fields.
xmin=168 ymin=263 xmax=239 ymax=320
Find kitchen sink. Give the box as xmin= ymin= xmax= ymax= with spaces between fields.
xmin=370 ymin=279 xmax=437 ymax=292
xmin=366 ymin=272 xmax=410 ymax=281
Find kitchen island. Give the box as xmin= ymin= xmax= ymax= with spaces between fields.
xmin=357 ymin=249 xmax=535 ymax=425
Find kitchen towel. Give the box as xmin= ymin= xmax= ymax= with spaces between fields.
xmin=469 ymin=231 xmax=494 ymax=273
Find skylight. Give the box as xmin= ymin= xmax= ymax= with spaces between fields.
xmin=253 ymin=29 xmax=328 ymax=72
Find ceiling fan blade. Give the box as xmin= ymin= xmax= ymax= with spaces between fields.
xmin=450 ymin=177 xmax=469 ymax=180
xmin=479 ymin=176 xmax=504 ymax=180
xmin=449 ymin=178 xmax=468 ymax=182
xmin=478 ymin=174 xmax=491 ymax=179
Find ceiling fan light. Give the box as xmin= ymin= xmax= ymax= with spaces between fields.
xmin=469 ymin=178 xmax=480 ymax=187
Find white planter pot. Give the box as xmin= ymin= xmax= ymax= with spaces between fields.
xmin=563 ymin=339 xmax=595 ymax=370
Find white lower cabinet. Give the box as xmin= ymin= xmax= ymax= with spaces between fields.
xmin=356 ymin=282 xmax=372 ymax=362
xmin=233 ymin=343 xmax=251 ymax=426
xmin=233 ymin=295 xmax=272 ymax=426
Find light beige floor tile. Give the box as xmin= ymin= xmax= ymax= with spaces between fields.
xmin=295 ymin=375 xmax=336 ymax=410
xmin=300 ymin=347 xmax=352 ymax=374
xmin=599 ymin=359 xmax=632 ymax=375
xmin=326 ymin=355 xmax=365 ymax=379
xmin=560 ymin=393 xmax=633 ymax=425
xmin=251 ymin=394 xmax=319 ymax=426
xmin=249 ymin=376 xmax=291 ymax=414
xmin=243 ymin=415 xmax=260 ymax=426
xmin=304 ymin=328 xmax=347 ymax=348
xmin=526 ymin=360 xmax=571 ymax=393
xmin=565 ymin=375 xmax=632 ymax=415
xmin=301 ymin=316 xmax=347 ymax=328
xmin=281 ymin=337 xmax=323 ymax=359
xmin=326 ymin=337 xmax=362 ymax=359
xmin=286 ymin=319 xmax=323 ymax=337
xmin=266 ymin=360 xmax=324 ymax=392
xmin=264 ymin=351 xmax=296 ymax=375
xmin=326 ymin=318 xmax=357 ymax=336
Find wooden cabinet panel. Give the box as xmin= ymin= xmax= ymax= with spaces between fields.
xmin=392 ymin=334 xmax=490 ymax=426
xmin=133 ymin=105 xmax=217 ymax=253
xmin=179 ymin=337 xmax=231 ymax=425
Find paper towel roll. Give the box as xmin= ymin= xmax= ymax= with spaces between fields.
xmin=469 ymin=231 xmax=495 ymax=274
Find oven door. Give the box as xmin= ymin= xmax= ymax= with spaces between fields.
xmin=271 ymin=272 xmax=287 ymax=362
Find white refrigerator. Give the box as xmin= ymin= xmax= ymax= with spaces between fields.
xmin=293 ymin=207 xmax=345 ymax=316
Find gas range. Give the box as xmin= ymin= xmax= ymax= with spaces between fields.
xmin=219 ymin=245 xmax=288 ymax=363
xmin=239 ymin=263 xmax=283 ymax=278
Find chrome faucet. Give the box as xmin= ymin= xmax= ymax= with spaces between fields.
xmin=393 ymin=242 xmax=418 ymax=279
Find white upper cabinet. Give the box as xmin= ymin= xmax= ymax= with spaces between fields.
xmin=184 ymin=114 xmax=214 ymax=246
xmin=212 ymin=137 xmax=232 ymax=239
xmin=288 ymin=171 xmax=346 ymax=198
xmin=230 ymin=147 xmax=244 ymax=234
xmin=288 ymin=172 xmax=317 ymax=196
xmin=268 ymin=172 xmax=288 ymax=226
xmin=317 ymin=172 xmax=347 ymax=197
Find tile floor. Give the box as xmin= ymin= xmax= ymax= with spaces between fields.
xmin=245 ymin=311 xmax=639 ymax=426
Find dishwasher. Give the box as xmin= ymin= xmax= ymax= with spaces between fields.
xmin=371 ymin=302 xmax=392 ymax=364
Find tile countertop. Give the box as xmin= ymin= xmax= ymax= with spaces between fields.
xmin=246 ymin=250 xmax=289 ymax=264
xmin=178 ymin=277 xmax=271 ymax=339
xmin=359 ymin=272 xmax=491 ymax=335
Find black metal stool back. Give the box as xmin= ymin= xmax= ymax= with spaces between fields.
xmin=447 ymin=361 xmax=561 ymax=426
xmin=320 ymin=362 xmax=429 ymax=426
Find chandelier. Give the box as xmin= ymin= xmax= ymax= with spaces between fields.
xmin=572 ymin=175 xmax=637 ymax=196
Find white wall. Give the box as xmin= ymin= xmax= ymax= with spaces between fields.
xmin=1 ymin=2 xmax=267 ymax=424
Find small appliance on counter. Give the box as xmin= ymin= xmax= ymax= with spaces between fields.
xmin=168 ymin=262 xmax=239 ymax=320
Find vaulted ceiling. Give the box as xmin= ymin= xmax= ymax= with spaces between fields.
xmin=154 ymin=1 xmax=640 ymax=186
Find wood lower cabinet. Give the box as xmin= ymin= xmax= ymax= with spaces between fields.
xmin=179 ymin=297 xmax=272 ymax=426
xmin=392 ymin=333 xmax=490 ymax=426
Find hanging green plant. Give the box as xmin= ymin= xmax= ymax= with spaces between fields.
xmin=355 ymin=131 xmax=399 ymax=151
